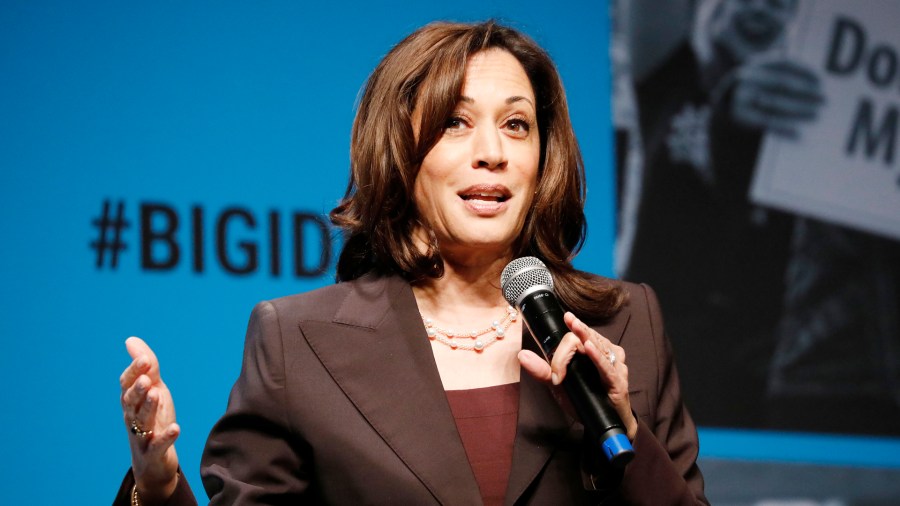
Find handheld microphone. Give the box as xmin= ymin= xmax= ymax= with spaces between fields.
xmin=501 ymin=257 xmax=634 ymax=468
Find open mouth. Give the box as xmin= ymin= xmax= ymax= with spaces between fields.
xmin=458 ymin=185 xmax=511 ymax=203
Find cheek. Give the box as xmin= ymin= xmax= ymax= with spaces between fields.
xmin=519 ymin=147 xmax=540 ymax=192
xmin=413 ymin=178 xmax=435 ymax=215
xmin=413 ymin=171 xmax=450 ymax=223
xmin=418 ymin=145 xmax=456 ymax=185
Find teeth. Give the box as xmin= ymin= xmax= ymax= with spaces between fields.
xmin=459 ymin=187 xmax=509 ymax=203
xmin=462 ymin=194 xmax=505 ymax=202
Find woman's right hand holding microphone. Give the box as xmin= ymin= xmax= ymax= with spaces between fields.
xmin=120 ymin=337 xmax=181 ymax=503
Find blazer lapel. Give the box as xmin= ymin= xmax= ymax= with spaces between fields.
xmin=595 ymin=291 xmax=632 ymax=347
xmin=504 ymin=365 xmax=571 ymax=505
xmin=301 ymin=274 xmax=481 ymax=505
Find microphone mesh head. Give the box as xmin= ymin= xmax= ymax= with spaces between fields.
xmin=500 ymin=257 xmax=554 ymax=306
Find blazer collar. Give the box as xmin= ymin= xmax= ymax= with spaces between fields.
xmin=592 ymin=282 xmax=632 ymax=347
xmin=306 ymin=273 xmax=481 ymax=504
xmin=304 ymin=273 xmax=632 ymax=505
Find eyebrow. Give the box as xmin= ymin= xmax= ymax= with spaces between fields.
xmin=458 ymin=95 xmax=536 ymax=108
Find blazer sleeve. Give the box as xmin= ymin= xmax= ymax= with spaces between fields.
xmin=200 ymin=300 xmax=318 ymax=504
xmin=602 ymin=283 xmax=709 ymax=505
xmin=111 ymin=468 xmax=197 ymax=506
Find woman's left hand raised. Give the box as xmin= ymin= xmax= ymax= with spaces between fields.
xmin=120 ymin=337 xmax=181 ymax=502
xmin=518 ymin=311 xmax=638 ymax=441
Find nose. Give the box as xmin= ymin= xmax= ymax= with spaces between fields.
xmin=472 ymin=126 xmax=507 ymax=170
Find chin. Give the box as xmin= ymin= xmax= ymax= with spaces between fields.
xmin=444 ymin=234 xmax=516 ymax=258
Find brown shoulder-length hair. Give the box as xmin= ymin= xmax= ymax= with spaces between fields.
xmin=330 ymin=20 xmax=624 ymax=320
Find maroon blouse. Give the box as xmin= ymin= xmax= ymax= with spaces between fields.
xmin=445 ymin=382 xmax=520 ymax=506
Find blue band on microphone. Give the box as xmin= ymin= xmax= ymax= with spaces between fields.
xmin=602 ymin=433 xmax=633 ymax=461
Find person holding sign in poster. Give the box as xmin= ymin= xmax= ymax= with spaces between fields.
xmin=616 ymin=0 xmax=900 ymax=436
xmin=613 ymin=0 xmax=826 ymax=428
xmin=751 ymin=0 xmax=900 ymax=435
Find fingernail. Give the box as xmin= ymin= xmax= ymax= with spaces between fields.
xmin=551 ymin=373 xmax=560 ymax=385
xmin=136 ymin=358 xmax=148 ymax=369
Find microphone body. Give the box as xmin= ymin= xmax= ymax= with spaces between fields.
xmin=502 ymin=258 xmax=635 ymax=468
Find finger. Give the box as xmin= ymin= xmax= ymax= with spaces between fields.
xmin=549 ymin=332 xmax=583 ymax=385
xmin=134 ymin=386 xmax=160 ymax=433
xmin=585 ymin=341 xmax=631 ymax=411
xmin=120 ymin=355 xmax=151 ymax=391
xmin=518 ymin=350 xmax=553 ymax=382
xmin=125 ymin=391 xmax=158 ymax=451
xmin=732 ymin=102 xmax=801 ymax=138
xmin=585 ymin=341 xmax=627 ymax=383
xmin=563 ymin=312 xmax=589 ymax=344
xmin=753 ymin=90 xmax=822 ymax=120
xmin=586 ymin=340 xmax=637 ymax=437
xmin=758 ymin=59 xmax=821 ymax=86
xmin=146 ymin=423 xmax=180 ymax=456
xmin=122 ymin=374 xmax=151 ymax=420
xmin=564 ymin=313 xmax=626 ymax=379
xmin=564 ymin=312 xmax=612 ymax=353
xmin=740 ymin=69 xmax=825 ymax=103
xmin=584 ymin=340 xmax=616 ymax=386
xmin=126 ymin=337 xmax=162 ymax=383
xmin=742 ymin=55 xmax=822 ymax=86
xmin=610 ymin=343 xmax=626 ymax=365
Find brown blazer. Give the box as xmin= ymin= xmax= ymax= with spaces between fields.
xmin=116 ymin=273 xmax=707 ymax=505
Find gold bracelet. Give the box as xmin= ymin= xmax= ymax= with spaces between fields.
xmin=131 ymin=484 xmax=142 ymax=506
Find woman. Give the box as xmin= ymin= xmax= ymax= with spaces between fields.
xmin=117 ymin=21 xmax=707 ymax=505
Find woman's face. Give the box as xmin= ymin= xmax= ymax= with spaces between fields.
xmin=413 ymin=48 xmax=540 ymax=262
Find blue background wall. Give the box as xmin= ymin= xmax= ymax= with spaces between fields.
xmin=0 ymin=1 xmax=613 ymax=502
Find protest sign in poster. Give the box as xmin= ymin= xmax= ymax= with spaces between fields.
xmin=753 ymin=0 xmax=900 ymax=240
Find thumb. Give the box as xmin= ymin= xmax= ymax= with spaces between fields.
xmin=518 ymin=350 xmax=553 ymax=383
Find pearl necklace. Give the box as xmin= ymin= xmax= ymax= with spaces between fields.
xmin=421 ymin=305 xmax=518 ymax=352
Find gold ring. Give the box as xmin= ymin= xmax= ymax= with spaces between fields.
xmin=130 ymin=419 xmax=152 ymax=439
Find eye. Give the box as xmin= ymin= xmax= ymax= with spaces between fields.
xmin=504 ymin=117 xmax=532 ymax=137
xmin=507 ymin=119 xmax=528 ymax=131
xmin=444 ymin=115 xmax=468 ymax=132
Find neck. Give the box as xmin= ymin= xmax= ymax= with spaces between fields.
xmin=410 ymin=241 xmax=524 ymax=389
xmin=410 ymin=227 xmax=516 ymax=311
xmin=413 ymin=252 xmax=510 ymax=311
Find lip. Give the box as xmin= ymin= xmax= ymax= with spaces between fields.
xmin=458 ymin=184 xmax=512 ymax=216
